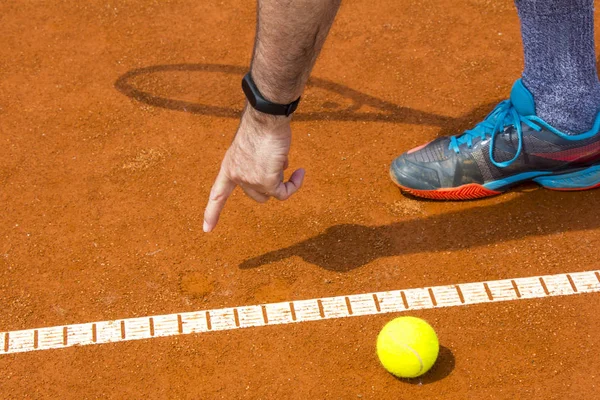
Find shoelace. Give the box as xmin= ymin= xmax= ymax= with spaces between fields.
xmin=448 ymin=100 xmax=541 ymax=168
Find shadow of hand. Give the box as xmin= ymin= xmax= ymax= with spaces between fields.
xmin=240 ymin=191 xmax=600 ymax=271
xmin=240 ymin=224 xmax=385 ymax=272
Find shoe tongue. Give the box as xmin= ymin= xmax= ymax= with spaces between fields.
xmin=510 ymin=79 xmax=536 ymax=116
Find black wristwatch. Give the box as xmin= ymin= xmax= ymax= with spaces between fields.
xmin=242 ymin=73 xmax=301 ymax=117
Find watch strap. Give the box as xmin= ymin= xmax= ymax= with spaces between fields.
xmin=242 ymin=73 xmax=300 ymax=116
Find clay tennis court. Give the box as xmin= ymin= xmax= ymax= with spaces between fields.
xmin=1 ymin=0 xmax=600 ymax=398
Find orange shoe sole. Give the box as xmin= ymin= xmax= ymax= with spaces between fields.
xmin=390 ymin=171 xmax=502 ymax=200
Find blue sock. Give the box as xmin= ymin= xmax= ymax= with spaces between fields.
xmin=515 ymin=0 xmax=600 ymax=134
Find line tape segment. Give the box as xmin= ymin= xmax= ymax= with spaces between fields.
xmin=1 ymin=269 xmax=599 ymax=355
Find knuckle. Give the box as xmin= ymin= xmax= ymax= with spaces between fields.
xmin=228 ymin=170 xmax=241 ymax=182
xmin=209 ymin=190 xmax=229 ymax=203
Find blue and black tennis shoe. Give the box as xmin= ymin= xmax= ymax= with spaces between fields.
xmin=390 ymin=79 xmax=600 ymax=200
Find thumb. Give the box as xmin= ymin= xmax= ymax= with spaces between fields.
xmin=272 ymin=168 xmax=305 ymax=201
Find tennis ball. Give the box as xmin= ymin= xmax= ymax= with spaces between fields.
xmin=376 ymin=316 xmax=439 ymax=378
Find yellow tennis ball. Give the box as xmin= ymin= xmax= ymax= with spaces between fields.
xmin=376 ymin=316 xmax=439 ymax=378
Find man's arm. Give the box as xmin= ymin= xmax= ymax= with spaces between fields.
xmin=251 ymin=0 xmax=341 ymax=103
xmin=203 ymin=0 xmax=341 ymax=232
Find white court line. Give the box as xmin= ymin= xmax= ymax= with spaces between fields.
xmin=1 ymin=269 xmax=599 ymax=355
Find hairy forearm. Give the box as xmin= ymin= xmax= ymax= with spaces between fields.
xmin=203 ymin=0 xmax=337 ymax=232
xmin=250 ymin=0 xmax=341 ymax=104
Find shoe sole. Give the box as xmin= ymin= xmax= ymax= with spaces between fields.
xmin=390 ymin=164 xmax=600 ymax=201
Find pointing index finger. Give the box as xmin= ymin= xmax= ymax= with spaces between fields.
xmin=203 ymin=169 xmax=236 ymax=232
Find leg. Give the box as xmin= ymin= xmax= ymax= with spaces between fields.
xmin=389 ymin=0 xmax=600 ymax=200
xmin=517 ymin=0 xmax=600 ymax=134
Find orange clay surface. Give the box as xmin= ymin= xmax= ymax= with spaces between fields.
xmin=1 ymin=0 xmax=600 ymax=398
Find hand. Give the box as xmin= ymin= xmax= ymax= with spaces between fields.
xmin=203 ymin=108 xmax=305 ymax=232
